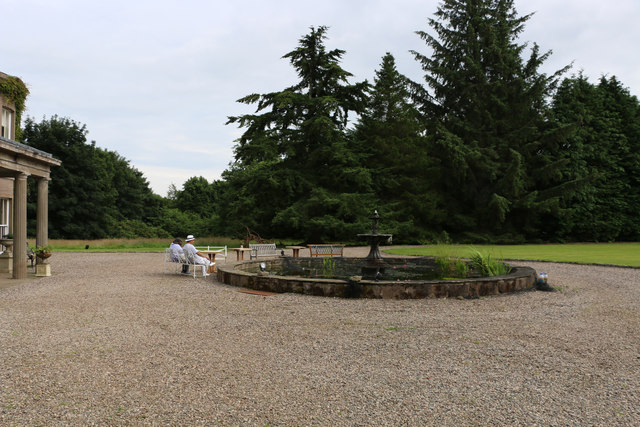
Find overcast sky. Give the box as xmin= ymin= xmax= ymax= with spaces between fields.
xmin=3 ymin=0 xmax=639 ymax=196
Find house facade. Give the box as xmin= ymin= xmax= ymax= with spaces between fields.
xmin=0 ymin=71 xmax=61 ymax=278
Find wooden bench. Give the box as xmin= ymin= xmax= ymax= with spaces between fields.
xmin=249 ymin=243 xmax=280 ymax=259
xmin=308 ymin=244 xmax=344 ymax=257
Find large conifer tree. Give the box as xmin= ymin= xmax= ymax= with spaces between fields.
xmin=222 ymin=26 xmax=371 ymax=241
xmin=552 ymin=75 xmax=640 ymax=241
xmin=412 ymin=0 xmax=570 ymax=241
xmin=354 ymin=53 xmax=441 ymax=242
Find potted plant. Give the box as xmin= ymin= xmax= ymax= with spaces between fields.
xmin=34 ymin=245 xmax=53 ymax=260
xmin=0 ymin=233 xmax=13 ymax=253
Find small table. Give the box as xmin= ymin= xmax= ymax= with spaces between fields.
xmin=200 ymin=250 xmax=223 ymax=263
xmin=232 ymin=247 xmax=253 ymax=261
xmin=198 ymin=250 xmax=222 ymax=273
xmin=286 ymin=246 xmax=307 ymax=258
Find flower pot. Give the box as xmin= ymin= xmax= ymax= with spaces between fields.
xmin=0 ymin=238 xmax=13 ymax=254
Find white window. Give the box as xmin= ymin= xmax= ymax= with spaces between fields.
xmin=0 ymin=198 xmax=10 ymax=239
xmin=1 ymin=108 xmax=13 ymax=140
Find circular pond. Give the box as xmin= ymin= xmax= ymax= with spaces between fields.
xmin=217 ymin=257 xmax=537 ymax=299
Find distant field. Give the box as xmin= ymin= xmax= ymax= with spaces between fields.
xmin=37 ymin=237 xmax=242 ymax=252
xmin=386 ymin=243 xmax=640 ymax=267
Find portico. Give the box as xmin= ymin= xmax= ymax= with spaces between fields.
xmin=0 ymin=70 xmax=60 ymax=279
xmin=0 ymin=137 xmax=60 ymax=278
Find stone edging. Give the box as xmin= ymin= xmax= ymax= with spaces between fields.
xmin=217 ymin=258 xmax=537 ymax=299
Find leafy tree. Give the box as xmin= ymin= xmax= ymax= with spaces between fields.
xmin=23 ymin=116 xmax=118 ymax=238
xmin=101 ymin=150 xmax=162 ymax=223
xmin=166 ymin=183 xmax=179 ymax=201
xmin=223 ymin=26 xmax=373 ymax=241
xmin=23 ymin=115 xmax=166 ymax=239
xmin=152 ymin=206 xmax=209 ymax=238
xmin=411 ymin=0 xmax=572 ymax=241
xmin=162 ymin=176 xmax=223 ymax=237
xmin=173 ymin=176 xmax=217 ymax=217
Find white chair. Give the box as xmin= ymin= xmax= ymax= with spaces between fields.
xmin=183 ymin=250 xmax=208 ymax=278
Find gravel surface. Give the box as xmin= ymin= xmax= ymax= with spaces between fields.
xmin=1 ymin=249 xmax=639 ymax=426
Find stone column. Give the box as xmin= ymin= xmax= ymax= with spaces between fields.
xmin=12 ymin=173 xmax=28 ymax=279
xmin=35 ymin=178 xmax=51 ymax=277
xmin=36 ymin=178 xmax=49 ymax=248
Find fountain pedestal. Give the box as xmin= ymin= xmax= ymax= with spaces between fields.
xmin=357 ymin=233 xmax=393 ymax=261
xmin=357 ymin=211 xmax=392 ymax=279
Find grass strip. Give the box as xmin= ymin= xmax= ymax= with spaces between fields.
xmin=32 ymin=237 xmax=242 ymax=253
xmin=386 ymin=243 xmax=640 ymax=267
xmin=28 ymin=239 xmax=640 ymax=267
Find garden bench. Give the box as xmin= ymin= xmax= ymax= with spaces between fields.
xmin=308 ymin=244 xmax=344 ymax=257
xmin=163 ymin=248 xmax=209 ymax=278
xmin=249 ymin=243 xmax=280 ymax=259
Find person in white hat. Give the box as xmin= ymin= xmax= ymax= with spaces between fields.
xmin=182 ymin=235 xmax=213 ymax=276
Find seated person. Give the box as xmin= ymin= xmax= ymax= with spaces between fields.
xmin=169 ymin=238 xmax=184 ymax=261
xmin=183 ymin=235 xmax=214 ymax=276
xmin=169 ymin=238 xmax=189 ymax=273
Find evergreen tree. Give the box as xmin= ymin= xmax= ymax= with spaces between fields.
xmin=552 ymin=75 xmax=640 ymax=241
xmin=223 ymin=26 xmax=372 ymax=241
xmin=411 ymin=0 xmax=571 ymax=242
xmin=353 ymin=53 xmax=441 ymax=242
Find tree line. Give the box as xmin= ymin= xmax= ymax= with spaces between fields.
xmin=23 ymin=0 xmax=640 ymax=243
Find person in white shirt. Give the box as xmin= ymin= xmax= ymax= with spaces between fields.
xmin=169 ymin=238 xmax=190 ymax=273
xmin=169 ymin=238 xmax=184 ymax=261
xmin=182 ymin=235 xmax=213 ymax=276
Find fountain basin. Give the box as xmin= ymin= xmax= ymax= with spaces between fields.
xmin=217 ymin=257 xmax=537 ymax=299
xmin=357 ymin=233 xmax=392 ymax=260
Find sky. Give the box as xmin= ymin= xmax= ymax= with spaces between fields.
xmin=3 ymin=0 xmax=640 ymax=196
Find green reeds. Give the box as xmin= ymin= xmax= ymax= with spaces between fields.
xmin=468 ymin=248 xmax=511 ymax=277
xmin=434 ymin=247 xmax=469 ymax=279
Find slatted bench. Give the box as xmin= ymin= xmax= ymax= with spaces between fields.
xmin=308 ymin=244 xmax=344 ymax=257
xmin=164 ymin=248 xmax=209 ymax=278
xmin=249 ymin=243 xmax=280 ymax=259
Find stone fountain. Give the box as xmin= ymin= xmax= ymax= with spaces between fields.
xmin=357 ymin=210 xmax=393 ymax=279
xmin=217 ymin=211 xmax=537 ymax=299
xmin=357 ymin=210 xmax=392 ymax=260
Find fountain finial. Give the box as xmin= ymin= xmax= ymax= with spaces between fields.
xmin=371 ymin=210 xmax=380 ymax=234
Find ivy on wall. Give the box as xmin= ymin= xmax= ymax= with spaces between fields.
xmin=0 ymin=75 xmax=29 ymax=141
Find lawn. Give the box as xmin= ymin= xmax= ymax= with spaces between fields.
xmin=36 ymin=237 xmax=241 ymax=252
xmin=34 ymin=239 xmax=640 ymax=267
xmin=386 ymin=243 xmax=640 ymax=267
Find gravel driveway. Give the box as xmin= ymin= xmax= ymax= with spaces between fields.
xmin=1 ymin=250 xmax=639 ymax=425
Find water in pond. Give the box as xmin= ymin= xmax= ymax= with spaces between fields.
xmin=247 ymin=257 xmax=471 ymax=281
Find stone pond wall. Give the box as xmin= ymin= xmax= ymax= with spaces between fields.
xmin=217 ymin=258 xmax=537 ymax=299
